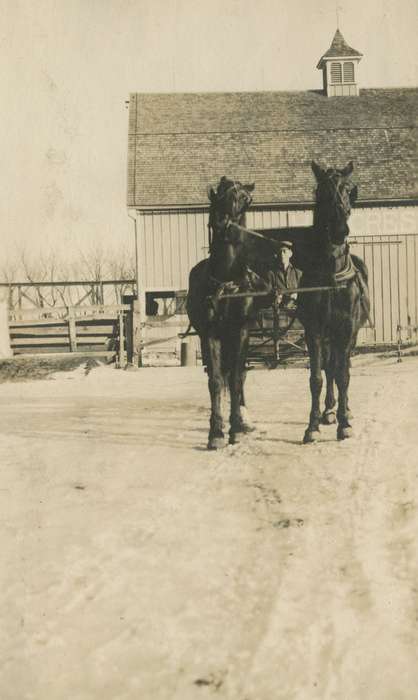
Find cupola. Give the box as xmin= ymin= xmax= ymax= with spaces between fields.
xmin=317 ymin=29 xmax=362 ymax=96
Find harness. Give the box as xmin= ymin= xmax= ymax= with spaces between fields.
xmin=315 ymin=169 xmax=373 ymax=328
xmin=331 ymin=243 xmax=357 ymax=284
xmin=205 ymin=266 xmax=267 ymax=329
xmin=208 ymin=266 xmax=264 ymax=301
xmin=326 ymin=241 xmax=373 ymax=326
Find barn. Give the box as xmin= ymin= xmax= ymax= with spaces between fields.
xmin=127 ymin=29 xmax=418 ymax=355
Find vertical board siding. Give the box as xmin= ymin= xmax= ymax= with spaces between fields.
xmin=138 ymin=207 xmax=418 ymax=347
xmin=351 ymin=234 xmax=418 ymax=345
xmin=139 ymin=211 xmax=209 ymax=290
xmin=138 ymin=206 xmax=418 ymax=291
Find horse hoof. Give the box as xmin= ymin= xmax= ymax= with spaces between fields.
xmin=303 ymin=429 xmax=319 ymax=444
xmin=321 ymin=410 xmax=336 ymax=425
xmin=207 ymin=436 xmax=225 ymax=450
xmin=239 ymin=408 xmax=255 ymax=432
xmin=337 ymin=425 xmax=353 ymax=440
xmin=229 ymin=432 xmax=243 ymax=445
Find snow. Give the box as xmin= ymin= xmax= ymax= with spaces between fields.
xmin=1 ymin=356 xmax=418 ymax=699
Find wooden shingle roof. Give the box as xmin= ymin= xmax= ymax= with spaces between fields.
xmin=317 ymin=29 xmax=362 ymax=68
xmin=127 ymin=88 xmax=418 ymax=208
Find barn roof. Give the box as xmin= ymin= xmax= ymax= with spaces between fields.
xmin=127 ymin=88 xmax=418 ymax=208
xmin=317 ymin=29 xmax=362 ymax=68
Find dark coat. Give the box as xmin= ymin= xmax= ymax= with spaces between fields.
xmin=267 ymin=262 xmax=302 ymax=306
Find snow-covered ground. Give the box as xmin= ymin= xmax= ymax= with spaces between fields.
xmin=1 ymin=356 xmax=418 ymax=700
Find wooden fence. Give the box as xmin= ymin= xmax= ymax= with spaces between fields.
xmin=7 ymin=301 xmax=195 ymax=367
xmin=1 ymin=279 xmax=136 ymax=311
xmin=9 ymin=304 xmax=132 ymax=367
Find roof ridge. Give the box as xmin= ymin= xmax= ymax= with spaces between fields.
xmin=131 ymin=87 xmax=418 ymax=98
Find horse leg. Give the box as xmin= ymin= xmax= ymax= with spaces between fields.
xmin=335 ymin=346 xmax=353 ymax=440
xmin=229 ymin=328 xmax=251 ymax=444
xmin=238 ymin=367 xmax=255 ymax=433
xmin=303 ymin=334 xmax=323 ymax=444
xmin=322 ymin=345 xmax=337 ymax=425
xmin=207 ymin=337 xmax=225 ymax=450
xmin=345 ymin=336 xmax=358 ymax=421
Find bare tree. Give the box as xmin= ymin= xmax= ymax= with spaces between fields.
xmin=1 ymin=240 xmax=136 ymax=310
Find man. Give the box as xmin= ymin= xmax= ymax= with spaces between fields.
xmin=269 ymin=240 xmax=302 ymax=308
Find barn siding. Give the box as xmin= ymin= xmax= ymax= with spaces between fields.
xmin=137 ymin=210 xmax=208 ymax=290
xmin=350 ymin=206 xmax=418 ymax=236
xmin=136 ymin=205 xmax=418 ymax=292
xmin=350 ymin=234 xmax=418 ymax=345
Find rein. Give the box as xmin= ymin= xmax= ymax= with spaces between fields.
xmin=224 ymin=221 xmax=270 ymax=242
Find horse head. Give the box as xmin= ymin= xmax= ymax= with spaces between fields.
xmin=208 ymin=177 xmax=255 ymax=231
xmin=311 ymin=161 xmax=358 ymax=246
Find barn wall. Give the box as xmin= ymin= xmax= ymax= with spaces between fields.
xmin=350 ymin=206 xmax=418 ymax=236
xmin=137 ymin=210 xmax=209 ymax=291
xmin=136 ymin=205 xmax=418 ymax=292
xmin=351 ymin=234 xmax=418 ymax=345
xmin=247 ymin=205 xmax=418 ymax=236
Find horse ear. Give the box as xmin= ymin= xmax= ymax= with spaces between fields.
xmin=311 ymin=161 xmax=323 ymax=180
xmin=244 ymin=183 xmax=255 ymax=193
xmin=341 ymin=161 xmax=354 ymax=177
xmin=349 ymin=184 xmax=358 ymax=205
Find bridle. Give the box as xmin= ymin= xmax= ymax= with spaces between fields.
xmin=313 ymin=171 xmax=362 ymax=287
xmin=321 ymin=170 xmax=353 ymax=219
xmin=208 ymin=180 xmax=253 ymax=249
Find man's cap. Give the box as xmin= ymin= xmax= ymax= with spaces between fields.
xmin=274 ymin=240 xmax=293 ymax=250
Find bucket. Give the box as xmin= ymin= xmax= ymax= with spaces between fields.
xmin=180 ymin=341 xmax=195 ymax=367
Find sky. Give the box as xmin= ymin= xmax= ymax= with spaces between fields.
xmin=0 ymin=0 xmax=417 ymax=267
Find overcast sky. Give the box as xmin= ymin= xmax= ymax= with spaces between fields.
xmin=1 ymin=0 xmax=417 ymax=264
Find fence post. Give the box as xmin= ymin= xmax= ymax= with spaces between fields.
xmin=396 ymin=324 xmax=402 ymax=363
xmin=68 ymin=307 xmax=77 ymax=352
xmin=273 ymin=301 xmax=280 ymax=364
xmin=122 ymin=294 xmax=134 ymax=363
xmin=117 ymin=309 xmax=125 ymax=368
xmin=132 ymin=298 xmax=143 ymax=367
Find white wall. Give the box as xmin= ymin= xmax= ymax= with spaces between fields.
xmin=137 ymin=205 xmax=418 ymax=292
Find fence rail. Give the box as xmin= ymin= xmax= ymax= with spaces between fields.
xmin=1 ymin=279 xmax=136 ymax=311
xmin=9 ymin=304 xmax=131 ymax=367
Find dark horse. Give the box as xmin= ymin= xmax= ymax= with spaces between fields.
xmin=297 ymin=161 xmax=371 ymax=443
xmin=187 ymin=177 xmax=271 ymax=449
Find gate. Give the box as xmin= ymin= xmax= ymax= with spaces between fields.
xmin=8 ymin=304 xmax=132 ymax=367
xmin=350 ymin=233 xmax=418 ymax=346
